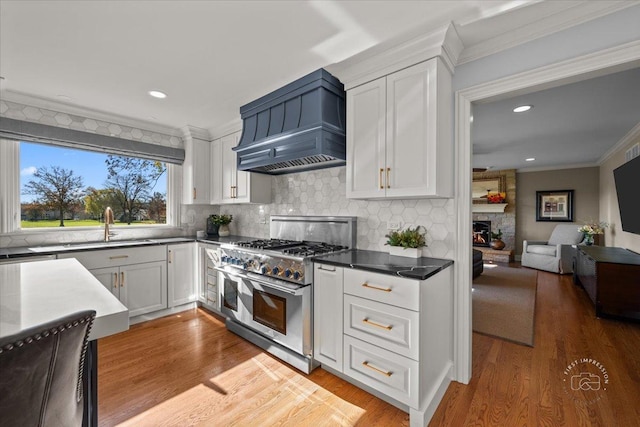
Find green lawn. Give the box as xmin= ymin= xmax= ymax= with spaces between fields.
xmin=21 ymin=220 xmax=160 ymax=228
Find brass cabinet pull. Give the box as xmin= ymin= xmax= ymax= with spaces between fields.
xmin=386 ymin=167 xmax=390 ymax=188
xmin=113 ymin=272 xmax=119 ymax=289
xmin=168 ymin=250 xmax=172 ymax=264
xmin=361 ymin=282 xmax=392 ymax=292
xmin=109 ymin=255 xmax=129 ymax=260
xmin=363 ymin=318 xmax=393 ymax=331
xmin=362 ymin=361 xmax=392 ymax=377
xmin=379 ymin=168 xmax=384 ymax=189
xmin=193 ymin=187 xmax=197 ymax=200
xmin=120 ymin=272 xmax=125 ymax=287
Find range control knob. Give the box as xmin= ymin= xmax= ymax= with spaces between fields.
xmin=260 ymin=265 xmax=270 ymax=274
xmin=293 ymin=271 xmax=301 ymax=280
xmin=284 ymin=269 xmax=292 ymax=278
xmin=221 ymin=255 xmax=228 ymax=263
xmin=272 ymin=267 xmax=280 ymax=276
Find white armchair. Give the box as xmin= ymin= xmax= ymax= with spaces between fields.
xmin=521 ymin=224 xmax=585 ymax=274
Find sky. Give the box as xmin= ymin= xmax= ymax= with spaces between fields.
xmin=20 ymin=142 xmax=167 ymax=202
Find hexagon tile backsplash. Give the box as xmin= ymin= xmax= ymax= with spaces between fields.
xmin=221 ymin=167 xmax=455 ymax=259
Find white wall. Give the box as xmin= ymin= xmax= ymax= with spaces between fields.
xmin=599 ymin=137 xmax=640 ymax=253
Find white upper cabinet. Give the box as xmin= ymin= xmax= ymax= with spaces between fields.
xmin=210 ymin=138 xmax=223 ymax=204
xmin=346 ymin=58 xmax=452 ymax=199
xmin=183 ymin=127 xmax=211 ymax=204
xmin=212 ymin=130 xmax=272 ymax=204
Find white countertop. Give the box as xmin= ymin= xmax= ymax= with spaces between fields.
xmin=0 ymin=258 xmax=129 ymax=341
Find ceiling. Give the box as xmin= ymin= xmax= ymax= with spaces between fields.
xmin=472 ymin=67 xmax=640 ymax=171
xmin=1 ymin=0 xmax=637 ymax=170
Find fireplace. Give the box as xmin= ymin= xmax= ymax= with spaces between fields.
xmin=473 ymin=221 xmax=491 ymax=247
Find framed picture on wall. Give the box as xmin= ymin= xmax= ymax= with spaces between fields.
xmin=536 ymin=190 xmax=574 ymax=222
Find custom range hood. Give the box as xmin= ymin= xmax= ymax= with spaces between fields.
xmin=233 ymin=69 xmax=346 ymax=175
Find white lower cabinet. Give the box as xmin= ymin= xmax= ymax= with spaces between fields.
xmin=344 ymin=294 xmax=419 ymax=360
xmin=344 ymin=335 xmax=418 ymax=407
xmin=89 ymin=261 xmax=167 ymax=317
xmin=313 ymin=261 xmax=453 ymax=427
xmin=313 ymin=263 xmax=344 ymax=371
xmin=59 ymin=245 xmax=168 ymax=318
xmin=198 ymin=243 xmax=220 ymax=311
xmin=167 ymin=242 xmax=196 ymax=307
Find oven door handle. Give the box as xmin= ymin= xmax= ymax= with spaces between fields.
xmin=213 ymin=267 xmax=307 ymax=296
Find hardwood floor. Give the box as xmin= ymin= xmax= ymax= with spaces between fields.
xmin=97 ymin=309 xmax=409 ymax=426
xmin=98 ymin=269 xmax=640 ymax=426
xmin=431 ymin=268 xmax=640 ymax=426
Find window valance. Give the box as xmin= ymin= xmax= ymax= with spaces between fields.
xmin=0 ymin=117 xmax=185 ymax=164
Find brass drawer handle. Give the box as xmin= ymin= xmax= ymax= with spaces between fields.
xmin=113 ymin=272 xmax=118 ymax=289
xmin=120 ymin=272 xmax=125 ymax=287
xmin=363 ymin=318 xmax=393 ymax=331
xmin=362 ymin=361 xmax=392 ymax=377
xmin=361 ymin=283 xmax=392 ymax=292
xmin=379 ymin=168 xmax=384 ymax=189
xmin=109 ymin=255 xmax=129 ymax=260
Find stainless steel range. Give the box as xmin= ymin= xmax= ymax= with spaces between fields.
xmin=213 ymin=215 xmax=356 ymax=374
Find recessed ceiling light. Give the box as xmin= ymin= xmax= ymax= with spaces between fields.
xmin=526 ymin=157 xmax=535 ymax=162
xmin=148 ymin=90 xmax=167 ymax=99
xmin=513 ymin=105 xmax=532 ymax=113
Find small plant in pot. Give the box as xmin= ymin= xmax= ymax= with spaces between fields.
xmin=385 ymin=226 xmax=427 ymax=258
xmin=490 ymin=229 xmax=505 ymax=250
xmin=208 ymin=214 xmax=233 ymax=237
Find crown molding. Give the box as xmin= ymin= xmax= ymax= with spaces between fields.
xmin=326 ymin=23 xmax=460 ymax=90
xmin=181 ymin=125 xmax=211 ymax=141
xmin=208 ymin=118 xmax=243 ymax=140
xmin=457 ymin=1 xmax=638 ymax=65
xmin=516 ymin=162 xmax=598 ymax=173
xmin=0 ymin=89 xmax=182 ymax=137
xmin=598 ymin=121 xmax=640 ymax=165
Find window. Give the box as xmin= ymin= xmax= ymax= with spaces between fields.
xmin=20 ymin=141 xmax=168 ymax=228
xmin=1 ymin=139 xmax=180 ymax=233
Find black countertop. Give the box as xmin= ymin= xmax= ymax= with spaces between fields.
xmin=0 ymin=234 xmax=262 ymax=259
xmin=312 ymin=249 xmax=453 ymax=280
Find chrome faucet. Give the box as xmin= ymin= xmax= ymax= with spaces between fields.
xmin=104 ymin=207 xmax=115 ymax=241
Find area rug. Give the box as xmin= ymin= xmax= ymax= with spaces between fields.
xmin=472 ymin=266 xmax=538 ymax=346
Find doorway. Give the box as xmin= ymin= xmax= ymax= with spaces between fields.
xmin=452 ymin=42 xmax=640 ymax=384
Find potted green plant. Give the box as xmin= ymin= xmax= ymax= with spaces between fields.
xmin=208 ymin=214 xmax=233 ymax=237
xmin=385 ymin=225 xmax=427 ymax=258
xmin=490 ymin=228 xmax=505 ymax=250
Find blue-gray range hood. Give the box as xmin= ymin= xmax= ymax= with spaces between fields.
xmin=233 ymin=69 xmax=346 ymax=175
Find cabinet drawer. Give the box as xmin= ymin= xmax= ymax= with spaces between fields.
xmin=59 ymin=245 xmax=166 ymax=269
xmin=344 ymin=294 xmax=419 ymax=360
xmin=344 ymin=335 xmax=418 ymax=407
xmin=344 ymin=268 xmax=419 ymax=310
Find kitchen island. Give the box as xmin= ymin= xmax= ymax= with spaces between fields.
xmin=0 ymin=258 xmax=129 ymax=426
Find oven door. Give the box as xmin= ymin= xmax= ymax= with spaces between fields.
xmin=244 ymin=276 xmax=311 ymax=357
xmin=218 ymin=269 xmax=247 ymax=323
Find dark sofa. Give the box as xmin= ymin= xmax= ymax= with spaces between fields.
xmin=473 ymin=249 xmax=483 ymax=278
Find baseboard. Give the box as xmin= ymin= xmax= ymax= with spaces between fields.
xmin=130 ymin=302 xmax=196 ymax=325
xmin=410 ymin=361 xmax=453 ymax=427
